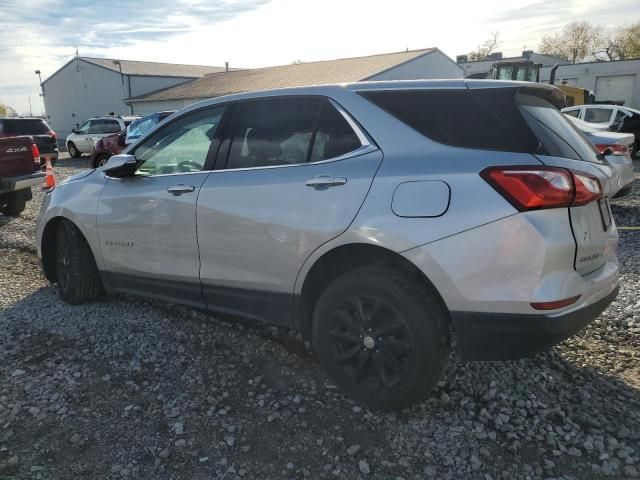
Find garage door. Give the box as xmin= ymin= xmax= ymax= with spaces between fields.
xmin=595 ymin=75 xmax=635 ymax=106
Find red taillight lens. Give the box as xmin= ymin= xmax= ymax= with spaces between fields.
xmin=595 ymin=144 xmax=629 ymax=156
xmin=572 ymin=171 xmax=602 ymax=206
xmin=481 ymin=166 xmax=573 ymax=210
xmin=481 ymin=166 xmax=602 ymax=211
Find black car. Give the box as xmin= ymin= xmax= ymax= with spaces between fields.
xmin=0 ymin=117 xmax=58 ymax=166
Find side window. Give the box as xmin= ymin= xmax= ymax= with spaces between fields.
xmin=564 ymin=109 xmax=580 ymax=118
xmin=310 ymin=103 xmax=362 ymax=162
xmin=614 ymin=110 xmax=627 ymax=122
xmin=226 ymin=98 xmax=321 ymax=169
xmin=584 ymin=108 xmax=613 ymax=123
xmin=133 ymin=106 xmax=225 ymax=176
xmin=360 ymin=89 xmax=540 ymax=153
xmin=88 ymin=120 xmax=105 ymax=134
xmin=77 ymin=121 xmax=91 ymax=134
xmin=104 ymin=120 xmax=122 ymax=133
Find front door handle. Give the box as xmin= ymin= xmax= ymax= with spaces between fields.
xmin=167 ymin=184 xmax=195 ymax=196
xmin=305 ymin=175 xmax=347 ymax=188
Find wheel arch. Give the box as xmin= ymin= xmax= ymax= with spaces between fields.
xmin=295 ymin=243 xmax=450 ymax=341
xmin=40 ymin=216 xmax=101 ymax=284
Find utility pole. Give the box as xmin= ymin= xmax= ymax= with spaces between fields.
xmin=28 ymin=96 xmax=33 ymax=117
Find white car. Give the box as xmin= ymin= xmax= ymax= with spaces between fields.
xmin=562 ymin=104 xmax=640 ymax=155
xmin=566 ymin=115 xmax=635 ymax=197
xmin=66 ymin=116 xmax=139 ymax=158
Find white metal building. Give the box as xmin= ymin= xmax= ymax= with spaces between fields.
xmin=540 ymin=59 xmax=640 ymax=109
xmin=41 ymin=57 xmax=228 ymax=138
xmin=127 ymin=48 xmax=464 ymax=114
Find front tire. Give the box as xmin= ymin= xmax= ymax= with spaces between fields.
xmin=68 ymin=142 xmax=81 ymax=158
xmin=55 ymin=220 xmax=103 ymax=304
xmin=312 ymin=266 xmax=450 ymax=410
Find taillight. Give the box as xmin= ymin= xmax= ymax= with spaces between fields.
xmin=481 ymin=166 xmax=602 ymax=211
xmin=595 ymin=144 xmax=629 ymax=156
xmin=31 ymin=143 xmax=40 ymax=169
xmin=572 ymin=171 xmax=602 ymax=206
xmin=48 ymin=130 xmax=57 ymax=142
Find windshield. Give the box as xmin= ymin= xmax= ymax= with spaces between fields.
xmin=1 ymin=118 xmax=50 ymax=135
xmin=128 ymin=115 xmax=160 ymax=140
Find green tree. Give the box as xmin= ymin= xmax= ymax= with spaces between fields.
xmin=0 ymin=104 xmax=8 ymax=117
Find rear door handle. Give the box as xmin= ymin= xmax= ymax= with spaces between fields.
xmin=305 ymin=175 xmax=347 ymax=188
xmin=167 ymin=184 xmax=195 ymax=196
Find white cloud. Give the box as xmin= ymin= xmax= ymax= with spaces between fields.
xmin=0 ymin=0 xmax=637 ymax=114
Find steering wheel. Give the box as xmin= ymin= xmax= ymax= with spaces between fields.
xmin=177 ymin=160 xmax=201 ymax=172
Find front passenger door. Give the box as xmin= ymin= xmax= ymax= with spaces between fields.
xmin=96 ymin=106 xmax=227 ymax=306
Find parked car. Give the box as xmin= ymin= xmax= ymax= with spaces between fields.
xmin=0 ymin=136 xmax=45 ymax=216
xmin=0 ymin=117 xmax=58 ymax=166
xmin=37 ymin=80 xmax=619 ymax=410
xmin=66 ymin=115 xmax=139 ymax=158
xmin=562 ymin=104 xmax=640 ymax=155
xmin=90 ymin=111 xmax=174 ymax=168
xmin=565 ymin=115 xmax=635 ymax=197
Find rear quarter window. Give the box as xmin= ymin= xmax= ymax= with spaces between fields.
xmin=358 ymin=88 xmax=540 ymax=153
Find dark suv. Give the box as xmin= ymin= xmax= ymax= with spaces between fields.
xmin=0 ymin=118 xmax=58 ymax=166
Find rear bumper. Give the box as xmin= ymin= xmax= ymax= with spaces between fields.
xmin=452 ymin=285 xmax=619 ymax=361
xmin=0 ymin=172 xmax=45 ymax=194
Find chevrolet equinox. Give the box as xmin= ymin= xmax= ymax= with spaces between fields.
xmin=37 ymin=80 xmax=620 ymax=410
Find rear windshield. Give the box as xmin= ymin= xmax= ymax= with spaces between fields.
xmin=359 ymin=88 xmax=601 ymax=163
xmin=0 ymin=118 xmax=50 ymax=135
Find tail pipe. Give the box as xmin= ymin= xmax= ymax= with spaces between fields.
xmin=549 ymin=63 xmax=559 ymax=85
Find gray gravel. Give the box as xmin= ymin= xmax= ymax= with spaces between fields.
xmin=0 ymin=154 xmax=639 ymax=479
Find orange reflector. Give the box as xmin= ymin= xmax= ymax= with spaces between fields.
xmin=531 ymin=295 xmax=580 ymax=311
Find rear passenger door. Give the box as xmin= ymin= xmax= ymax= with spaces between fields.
xmin=196 ymin=96 xmax=382 ymax=324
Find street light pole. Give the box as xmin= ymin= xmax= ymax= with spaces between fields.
xmin=112 ymin=60 xmax=128 ymax=114
xmin=35 ymin=69 xmax=45 ymax=117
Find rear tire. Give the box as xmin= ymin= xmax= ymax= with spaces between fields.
xmin=0 ymin=191 xmax=27 ymax=216
xmin=68 ymin=142 xmax=81 ymax=158
xmin=312 ymin=266 xmax=450 ymax=410
xmin=55 ymin=220 xmax=103 ymax=304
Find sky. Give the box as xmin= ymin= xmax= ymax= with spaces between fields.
xmin=1 ymin=0 xmax=638 ymax=115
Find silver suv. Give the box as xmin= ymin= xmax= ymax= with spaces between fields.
xmin=37 ymin=80 xmax=619 ymax=410
xmin=66 ymin=115 xmax=139 ymax=158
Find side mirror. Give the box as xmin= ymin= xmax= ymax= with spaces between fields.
xmin=72 ymin=128 xmax=78 ymax=134
xmin=102 ymin=154 xmax=137 ymax=177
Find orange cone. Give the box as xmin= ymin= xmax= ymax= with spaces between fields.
xmin=43 ymin=157 xmax=56 ymax=189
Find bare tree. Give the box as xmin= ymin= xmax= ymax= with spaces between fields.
xmin=467 ymin=32 xmax=501 ymax=61
xmin=600 ymin=22 xmax=640 ymax=60
xmin=539 ymin=21 xmax=602 ymax=63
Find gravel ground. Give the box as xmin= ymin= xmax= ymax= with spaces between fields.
xmin=1 ymin=155 xmax=639 ymax=480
